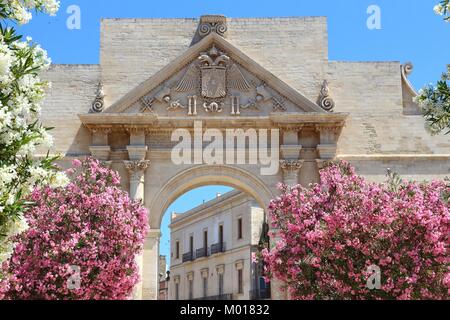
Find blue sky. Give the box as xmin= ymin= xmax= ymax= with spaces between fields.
xmin=14 ymin=0 xmax=450 ymax=260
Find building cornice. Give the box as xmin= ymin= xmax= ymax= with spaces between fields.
xmin=169 ymin=190 xmax=254 ymax=230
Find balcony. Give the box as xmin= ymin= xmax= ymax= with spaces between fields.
xmin=182 ymin=252 xmax=194 ymax=263
xmin=195 ymin=247 xmax=209 ymax=259
xmin=250 ymin=289 xmax=271 ymax=300
xmin=210 ymin=242 xmax=226 ymax=255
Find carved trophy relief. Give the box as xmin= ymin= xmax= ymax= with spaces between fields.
xmin=135 ymin=45 xmax=289 ymax=116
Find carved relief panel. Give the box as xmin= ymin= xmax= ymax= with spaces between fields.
xmin=125 ymin=45 xmax=303 ymax=117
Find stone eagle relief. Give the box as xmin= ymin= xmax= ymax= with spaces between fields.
xmin=140 ymin=45 xmax=286 ymax=116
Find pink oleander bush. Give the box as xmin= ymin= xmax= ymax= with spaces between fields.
xmin=0 ymin=158 xmax=149 ymax=300
xmin=263 ymin=162 xmax=450 ymax=300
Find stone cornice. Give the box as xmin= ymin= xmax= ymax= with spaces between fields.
xmin=79 ymin=113 xmax=349 ymax=130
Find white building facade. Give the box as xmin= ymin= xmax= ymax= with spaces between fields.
xmin=169 ymin=191 xmax=269 ymax=300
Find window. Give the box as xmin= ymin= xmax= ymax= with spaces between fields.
xmin=175 ymin=282 xmax=179 ymax=300
xmin=219 ymin=224 xmax=224 ymax=250
xmin=218 ymin=273 xmax=224 ymax=296
xmin=203 ymin=277 xmax=208 ymax=298
xmin=238 ymin=269 xmax=243 ymax=294
xmin=237 ymin=218 xmax=243 ymax=239
xmin=188 ymin=279 xmax=193 ymax=300
xmin=203 ymin=230 xmax=208 ymax=256
xmin=175 ymin=241 xmax=180 ymax=259
xmin=189 ymin=235 xmax=194 ymax=259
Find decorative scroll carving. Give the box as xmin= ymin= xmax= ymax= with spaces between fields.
xmin=402 ymin=62 xmax=413 ymax=77
xmin=165 ymin=96 xmax=188 ymax=111
xmin=203 ymin=101 xmax=223 ymax=113
xmin=318 ymin=80 xmax=335 ymax=111
xmin=198 ymin=15 xmax=227 ymax=38
xmin=92 ymin=83 xmax=105 ymax=113
xmin=164 ymin=95 xmax=198 ymax=116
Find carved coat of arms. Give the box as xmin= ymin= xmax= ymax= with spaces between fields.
xmin=198 ymin=46 xmax=229 ymax=99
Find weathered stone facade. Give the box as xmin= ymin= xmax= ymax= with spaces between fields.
xmin=169 ymin=191 xmax=266 ymax=300
xmin=38 ymin=15 xmax=450 ymax=300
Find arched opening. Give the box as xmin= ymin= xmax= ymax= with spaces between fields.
xmin=148 ymin=165 xmax=275 ymax=301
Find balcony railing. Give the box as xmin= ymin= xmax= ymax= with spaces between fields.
xmin=182 ymin=252 xmax=194 ymax=263
xmin=195 ymin=247 xmax=209 ymax=259
xmin=195 ymin=294 xmax=233 ymax=301
xmin=249 ymin=289 xmax=271 ymax=300
xmin=210 ymin=242 xmax=226 ymax=255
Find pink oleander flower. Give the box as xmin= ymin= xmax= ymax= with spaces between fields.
xmin=263 ymin=161 xmax=450 ymax=300
xmin=0 ymin=158 xmax=149 ymax=300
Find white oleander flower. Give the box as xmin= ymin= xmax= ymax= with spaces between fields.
xmin=0 ymin=43 xmax=13 ymax=77
xmin=49 ymin=171 xmax=70 ymax=188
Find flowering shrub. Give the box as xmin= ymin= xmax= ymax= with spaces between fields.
xmin=1 ymin=0 xmax=65 ymax=261
xmin=0 ymin=159 xmax=149 ymax=300
xmin=434 ymin=0 xmax=450 ymax=21
xmin=263 ymin=162 xmax=450 ymax=300
xmin=416 ymin=65 xmax=450 ymax=135
xmin=416 ymin=1 xmax=450 ymax=135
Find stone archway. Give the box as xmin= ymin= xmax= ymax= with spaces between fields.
xmin=150 ymin=164 xmax=275 ymax=227
xmin=78 ymin=16 xmax=348 ymax=300
xmin=141 ymin=164 xmax=277 ymax=300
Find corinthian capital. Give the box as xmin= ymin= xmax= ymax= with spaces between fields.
xmin=124 ymin=160 xmax=151 ymax=181
xmin=280 ymin=159 xmax=304 ymax=186
xmin=280 ymin=159 xmax=304 ymax=173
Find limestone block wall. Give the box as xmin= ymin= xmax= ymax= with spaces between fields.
xmin=327 ymin=61 xmax=450 ymax=181
xmin=40 ymin=64 xmax=99 ymax=156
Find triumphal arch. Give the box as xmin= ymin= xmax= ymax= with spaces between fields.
xmin=40 ymin=15 xmax=450 ymax=299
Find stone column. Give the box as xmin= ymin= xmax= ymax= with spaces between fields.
xmin=124 ymin=159 xmax=150 ymax=300
xmin=124 ymin=160 xmax=150 ymax=201
xmin=142 ymin=229 xmax=161 ymax=300
xmin=125 ymin=134 xmax=150 ymax=300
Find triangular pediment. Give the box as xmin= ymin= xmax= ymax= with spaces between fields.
xmin=106 ymin=32 xmax=326 ymax=116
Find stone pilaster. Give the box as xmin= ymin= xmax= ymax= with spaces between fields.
xmin=142 ymin=229 xmax=161 ymax=300
xmin=124 ymin=160 xmax=150 ymax=201
xmin=315 ymin=124 xmax=341 ymax=160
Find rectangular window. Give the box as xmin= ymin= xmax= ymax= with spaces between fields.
xmin=175 ymin=241 xmax=180 ymax=259
xmin=175 ymin=283 xmax=179 ymax=300
xmin=238 ymin=269 xmax=243 ymax=294
xmin=237 ymin=218 xmax=243 ymax=239
xmin=189 ymin=279 xmax=193 ymax=300
xmin=218 ymin=274 xmax=224 ymax=296
xmin=203 ymin=277 xmax=208 ymax=298
xmin=219 ymin=224 xmax=224 ymax=251
xmin=189 ymin=236 xmax=194 ymax=259
xmin=203 ymin=230 xmax=208 ymax=256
